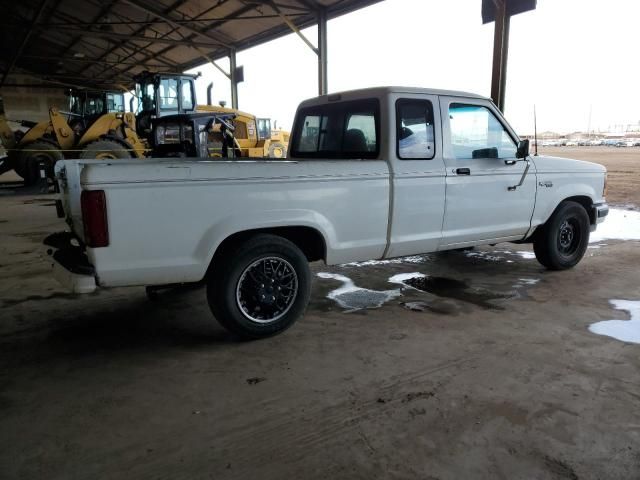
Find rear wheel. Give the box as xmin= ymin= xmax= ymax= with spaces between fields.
xmin=533 ymin=201 xmax=590 ymax=270
xmin=79 ymin=139 xmax=132 ymax=160
xmin=207 ymin=234 xmax=311 ymax=339
xmin=16 ymin=141 xmax=64 ymax=186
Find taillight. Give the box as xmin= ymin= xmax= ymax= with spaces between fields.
xmin=81 ymin=190 xmax=109 ymax=248
xmin=603 ymin=174 xmax=608 ymax=198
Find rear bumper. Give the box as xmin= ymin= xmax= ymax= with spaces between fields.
xmin=43 ymin=232 xmax=97 ymax=294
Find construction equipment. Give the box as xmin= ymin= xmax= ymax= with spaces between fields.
xmin=0 ymin=71 xmax=288 ymax=185
xmin=135 ymin=71 xmax=289 ymax=158
xmin=0 ymin=89 xmax=146 ymax=185
xmin=198 ymin=103 xmax=289 ymax=158
xmin=150 ymin=112 xmax=239 ymax=158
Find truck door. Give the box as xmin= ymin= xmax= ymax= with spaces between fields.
xmin=439 ymin=97 xmax=536 ymax=247
xmin=385 ymin=94 xmax=447 ymax=258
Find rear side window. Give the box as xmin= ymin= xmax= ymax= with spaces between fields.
xmin=291 ymin=98 xmax=379 ymax=159
xmin=396 ymin=99 xmax=435 ymax=159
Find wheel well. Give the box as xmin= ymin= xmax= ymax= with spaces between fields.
xmin=208 ymin=226 xmax=326 ymax=275
xmin=563 ymin=195 xmax=595 ymax=224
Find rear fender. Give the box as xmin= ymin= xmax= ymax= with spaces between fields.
xmin=195 ymin=209 xmax=336 ymax=270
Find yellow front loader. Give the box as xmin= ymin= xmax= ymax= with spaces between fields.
xmin=2 ymin=107 xmax=146 ymax=185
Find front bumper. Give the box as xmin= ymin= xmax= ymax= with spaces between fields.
xmin=594 ymin=203 xmax=609 ymax=223
xmin=43 ymin=232 xmax=97 ymax=294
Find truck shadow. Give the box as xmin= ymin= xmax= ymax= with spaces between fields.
xmin=0 ymin=286 xmax=237 ymax=369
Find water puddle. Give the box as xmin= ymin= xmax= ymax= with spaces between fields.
xmin=389 ymin=272 xmax=513 ymax=310
xmin=465 ymin=249 xmax=535 ymax=262
xmin=588 ymin=300 xmax=640 ymax=344
xmin=591 ymin=208 xmax=640 ymax=243
xmin=316 ymin=273 xmax=400 ymax=311
xmin=341 ymin=255 xmax=429 ymax=267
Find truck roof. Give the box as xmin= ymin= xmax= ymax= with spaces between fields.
xmin=298 ymin=86 xmax=489 ymax=108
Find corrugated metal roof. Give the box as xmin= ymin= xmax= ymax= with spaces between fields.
xmin=0 ymin=0 xmax=383 ymax=90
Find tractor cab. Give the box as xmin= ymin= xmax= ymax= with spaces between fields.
xmin=67 ymin=89 xmax=125 ymax=117
xmin=134 ymin=71 xmax=198 ymax=140
xmin=65 ymin=89 xmax=126 ymax=135
xmin=151 ymin=112 xmax=238 ymax=158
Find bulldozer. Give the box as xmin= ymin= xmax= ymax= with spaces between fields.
xmin=0 ymin=88 xmax=146 ymax=185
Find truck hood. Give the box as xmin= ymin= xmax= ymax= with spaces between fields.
xmin=531 ymin=155 xmax=606 ymax=174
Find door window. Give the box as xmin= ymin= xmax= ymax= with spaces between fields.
xmin=159 ymin=78 xmax=179 ymax=110
xmin=448 ymin=103 xmax=516 ymax=159
xmin=106 ymin=93 xmax=125 ymax=113
xmin=181 ymin=80 xmax=194 ymax=111
xmin=396 ymin=99 xmax=435 ymax=159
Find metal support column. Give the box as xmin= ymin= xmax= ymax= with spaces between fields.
xmin=229 ymin=48 xmax=238 ymax=109
xmin=490 ymin=0 xmax=510 ymax=112
xmin=317 ymin=9 xmax=328 ymax=96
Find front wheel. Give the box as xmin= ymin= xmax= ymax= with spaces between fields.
xmin=533 ymin=201 xmax=590 ymax=270
xmin=207 ymin=234 xmax=311 ymax=339
xmin=16 ymin=141 xmax=64 ymax=185
xmin=79 ymin=139 xmax=132 ymax=160
xmin=268 ymin=142 xmax=287 ymax=159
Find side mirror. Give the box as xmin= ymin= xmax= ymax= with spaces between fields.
xmin=516 ymin=139 xmax=529 ymax=159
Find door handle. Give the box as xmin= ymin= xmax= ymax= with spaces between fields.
xmin=504 ymin=159 xmax=517 ymax=165
xmin=456 ymin=168 xmax=471 ymax=175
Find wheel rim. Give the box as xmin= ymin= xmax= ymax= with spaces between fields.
xmin=557 ymin=218 xmax=580 ymax=255
xmin=235 ymin=256 xmax=298 ymax=324
xmin=94 ymin=152 xmax=119 ymax=159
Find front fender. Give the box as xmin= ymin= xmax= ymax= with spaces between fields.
xmin=531 ymin=174 xmax=603 ymax=227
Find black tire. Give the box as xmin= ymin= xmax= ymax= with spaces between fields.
xmin=533 ymin=201 xmax=590 ymax=270
xmin=16 ymin=141 xmax=64 ymax=186
xmin=79 ymin=139 xmax=132 ymax=160
xmin=268 ymin=142 xmax=287 ymax=159
xmin=207 ymin=234 xmax=311 ymax=339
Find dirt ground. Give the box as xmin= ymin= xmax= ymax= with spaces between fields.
xmin=540 ymin=146 xmax=640 ymax=207
xmin=1 ymin=149 xmax=640 ymax=479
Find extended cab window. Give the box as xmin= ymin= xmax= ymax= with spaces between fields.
xmin=292 ymin=99 xmax=379 ymax=159
xmin=397 ymin=99 xmax=435 ymax=159
xmin=448 ymin=103 xmax=516 ymax=159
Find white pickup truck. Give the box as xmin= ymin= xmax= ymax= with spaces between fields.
xmin=46 ymin=87 xmax=608 ymax=338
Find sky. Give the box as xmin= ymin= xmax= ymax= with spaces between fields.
xmin=186 ymin=0 xmax=640 ymax=135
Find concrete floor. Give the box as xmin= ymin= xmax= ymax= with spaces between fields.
xmin=1 ymin=181 xmax=640 ymax=479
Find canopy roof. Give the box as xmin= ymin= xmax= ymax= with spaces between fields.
xmin=0 ymin=0 xmax=382 ymax=89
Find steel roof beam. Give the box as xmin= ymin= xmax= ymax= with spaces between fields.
xmin=121 ymin=0 xmax=234 ymax=47
xmin=31 ymin=26 xmax=221 ymax=48
xmin=1 ymin=0 xmax=52 ymax=86
xmin=84 ymin=0 xmax=190 ymax=78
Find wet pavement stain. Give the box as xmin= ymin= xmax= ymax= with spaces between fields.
xmin=1 ymin=292 xmax=81 ymax=307
xmin=394 ymin=275 xmax=514 ymax=310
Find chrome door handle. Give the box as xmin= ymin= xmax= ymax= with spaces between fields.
xmin=504 ymin=159 xmax=517 ymax=165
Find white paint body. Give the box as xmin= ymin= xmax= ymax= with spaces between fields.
xmin=53 ymin=87 xmax=607 ymax=290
